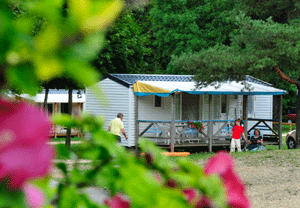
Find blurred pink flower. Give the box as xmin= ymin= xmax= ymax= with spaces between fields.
xmin=0 ymin=98 xmax=54 ymax=188
xmin=104 ymin=194 xmax=130 ymax=208
xmin=183 ymin=188 xmax=199 ymax=205
xmin=196 ymin=196 xmax=213 ymax=208
xmin=23 ymin=183 xmax=44 ymax=208
xmin=153 ymin=172 xmax=163 ymax=184
xmin=204 ymin=151 xmax=250 ymax=208
xmin=165 ymin=178 xmax=178 ymax=188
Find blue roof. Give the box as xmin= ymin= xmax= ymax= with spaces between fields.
xmin=105 ymin=74 xmax=194 ymax=87
xmin=105 ymin=74 xmax=272 ymax=87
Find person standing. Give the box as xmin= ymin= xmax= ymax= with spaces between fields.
xmin=108 ymin=113 xmax=128 ymax=143
xmin=228 ymin=118 xmax=247 ymax=152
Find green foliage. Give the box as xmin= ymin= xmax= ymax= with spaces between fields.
xmin=0 ymin=181 xmax=27 ymax=208
xmin=234 ymin=0 xmax=300 ymax=23
xmin=93 ymin=9 xmax=152 ymax=74
xmin=2 ymin=0 xmax=123 ymax=96
xmin=168 ymin=1 xmax=300 ymax=139
xmin=169 ymin=16 xmax=300 ymax=86
xmin=0 ymin=1 xmax=253 ymax=207
xmin=50 ymin=114 xmax=228 ymax=207
xmin=150 ymin=0 xmax=237 ymax=73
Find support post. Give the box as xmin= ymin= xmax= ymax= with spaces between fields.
xmin=208 ymin=95 xmax=213 ymax=152
xmin=243 ymin=95 xmax=248 ymax=142
xmin=134 ymin=95 xmax=139 ymax=156
xmin=278 ymin=95 xmax=283 ymax=150
xmin=66 ymin=87 xmax=73 ymax=149
xmin=170 ymin=94 xmax=175 ymax=152
xmin=54 ymin=103 xmax=57 ymax=138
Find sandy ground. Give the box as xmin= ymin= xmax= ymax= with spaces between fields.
xmin=238 ymin=153 xmax=300 ymax=208
xmin=196 ymin=150 xmax=300 ymax=208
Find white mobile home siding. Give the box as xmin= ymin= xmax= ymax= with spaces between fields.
xmin=128 ymin=86 xmax=136 ymax=146
xmin=137 ymin=95 xmax=172 ymax=137
xmin=85 ymin=78 xmax=131 ymax=146
xmin=247 ymin=95 xmax=273 ymax=134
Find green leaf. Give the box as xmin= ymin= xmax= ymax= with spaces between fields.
xmin=0 ymin=180 xmax=27 ymax=208
xmin=52 ymin=114 xmax=78 ymax=128
xmin=56 ymin=162 xmax=68 ymax=176
xmin=58 ymin=186 xmax=80 ymax=208
xmin=56 ymin=144 xmax=70 ymax=159
xmin=6 ymin=64 xmax=40 ymax=96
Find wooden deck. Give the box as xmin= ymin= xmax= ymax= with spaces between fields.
xmin=50 ymin=126 xmax=82 ymax=137
xmin=138 ymin=118 xmax=281 ymax=149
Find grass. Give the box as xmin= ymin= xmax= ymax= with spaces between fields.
xmin=274 ymin=124 xmax=296 ymax=135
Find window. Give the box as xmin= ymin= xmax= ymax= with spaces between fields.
xmin=47 ymin=103 xmax=53 ymax=114
xmin=221 ymin=95 xmax=227 ymax=114
xmin=154 ymin=95 xmax=162 ymax=107
xmin=175 ymin=94 xmax=181 ymax=120
xmin=248 ymin=95 xmax=254 ymax=118
xmin=61 ymin=103 xmax=69 ymax=114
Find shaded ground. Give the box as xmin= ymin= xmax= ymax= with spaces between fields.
xmin=195 ymin=149 xmax=300 ymax=208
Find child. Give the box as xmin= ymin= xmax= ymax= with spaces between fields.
xmin=228 ymin=118 xmax=246 ymax=152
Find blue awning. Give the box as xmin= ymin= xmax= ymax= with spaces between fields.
xmin=133 ymin=81 xmax=286 ymax=97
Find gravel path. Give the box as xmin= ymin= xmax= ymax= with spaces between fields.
xmin=196 ymin=150 xmax=300 ymax=208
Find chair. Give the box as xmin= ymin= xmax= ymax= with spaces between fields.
xmin=145 ymin=126 xmax=163 ymax=143
xmin=220 ymin=126 xmax=233 ymax=140
xmin=183 ymin=127 xmax=199 ymax=143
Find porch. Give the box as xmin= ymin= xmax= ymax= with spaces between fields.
xmin=133 ymin=80 xmax=285 ymax=152
xmin=137 ymin=119 xmax=234 ymax=147
xmin=137 ymin=118 xmax=282 ymax=151
xmin=134 ymin=94 xmax=284 ymax=152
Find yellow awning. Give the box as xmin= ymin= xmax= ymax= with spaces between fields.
xmin=133 ymin=81 xmax=171 ymax=94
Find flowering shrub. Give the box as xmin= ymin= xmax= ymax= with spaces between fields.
xmin=205 ymin=152 xmax=251 ymax=208
xmin=190 ymin=121 xmax=204 ymax=132
xmin=0 ymin=98 xmax=54 ymax=207
xmin=0 ymin=0 xmax=251 ymax=207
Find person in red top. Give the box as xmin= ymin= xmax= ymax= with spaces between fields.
xmin=228 ymin=118 xmax=246 ymax=152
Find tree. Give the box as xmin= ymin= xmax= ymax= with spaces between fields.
xmin=168 ymin=2 xmax=300 ymax=147
xmin=92 ymin=9 xmax=152 ymax=74
xmin=150 ymin=0 xmax=237 ymax=72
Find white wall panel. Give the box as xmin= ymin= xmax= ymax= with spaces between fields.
xmin=85 ymin=78 xmax=131 ymax=146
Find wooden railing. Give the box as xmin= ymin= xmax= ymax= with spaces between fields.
xmin=137 ymin=120 xmax=238 ymax=147
xmin=51 ymin=125 xmax=82 ymax=138
xmin=273 ymin=122 xmax=295 ymax=132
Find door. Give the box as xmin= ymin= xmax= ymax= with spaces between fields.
xmin=182 ymin=93 xmax=199 ymax=120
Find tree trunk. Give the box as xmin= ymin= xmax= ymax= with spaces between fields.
xmin=296 ymin=86 xmax=300 ymax=148
xmin=43 ymin=88 xmax=49 ymax=109
xmin=66 ymin=87 xmax=73 ymax=149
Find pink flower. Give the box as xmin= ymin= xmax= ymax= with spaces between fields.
xmin=183 ymin=189 xmax=213 ymax=208
xmin=153 ymin=172 xmax=163 ymax=184
xmin=165 ymin=178 xmax=178 ymax=188
xmin=204 ymin=152 xmax=250 ymax=208
xmin=182 ymin=188 xmax=199 ymax=205
xmin=104 ymin=194 xmax=130 ymax=208
xmin=144 ymin=153 xmax=153 ymax=165
xmin=23 ymin=183 xmax=44 ymax=208
xmin=0 ymin=98 xmax=54 ymax=188
xmin=198 ymin=128 xmax=200 ymax=131
xmin=196 ymin=196 xmax=213 ymax=208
